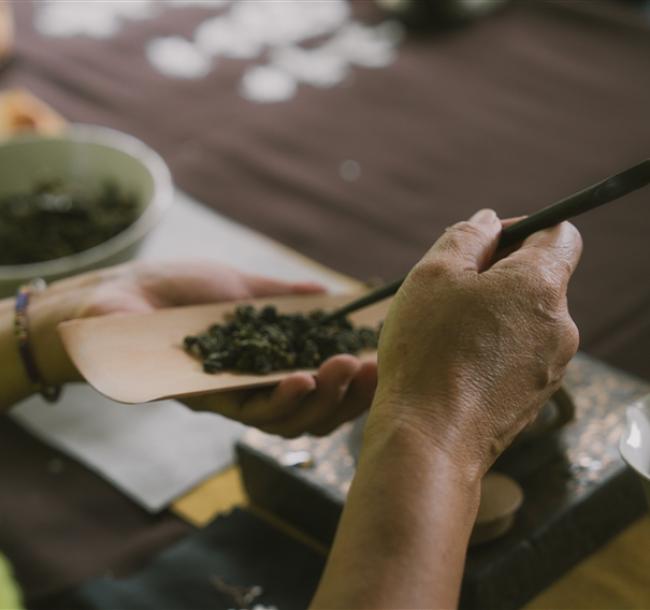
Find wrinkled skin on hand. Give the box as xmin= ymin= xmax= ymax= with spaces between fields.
xmin=369 ymin=209 xmax=582 ymax=476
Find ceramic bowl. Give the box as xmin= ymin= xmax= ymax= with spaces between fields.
xmin=0 ymin=125 xmax=173 ymax=297
xmin=619 ymin=395 xmax=650 ymax=507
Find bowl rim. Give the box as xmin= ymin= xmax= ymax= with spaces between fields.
xmin=0 ymin=124 xmax=174 ymax=281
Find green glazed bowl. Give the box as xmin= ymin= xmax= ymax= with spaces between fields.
xmin=0 ymin=125 xmax=173 ymax=298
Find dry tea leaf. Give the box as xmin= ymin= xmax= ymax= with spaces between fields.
xmin=185 ymin=304 xmax=380 ymax=374
xmin=0 ymin=180 xmax=139 ymax=265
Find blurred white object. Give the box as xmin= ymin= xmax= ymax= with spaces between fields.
xmin=238 ymin=18 xmax=402 ymax=102
xmin=33 ymin=0 xmax=402 ymax=103
xmin=0 ymin=125 xmax=173 ymax=298
xmin=620 ymin=395 xmax=650 ymax=507
xmin=194 ymin=1 xmax=350 ymax=61
xmin=227 ymin=0 xmax=350 ymax=48
xmin=146 ymin=36 xmax=212 ymax=79
xmin=35 ymin=0 xmax=156 ymax=38
xmin=241 ymin=66 xmax=297 ymax=103
xmin=271 ymin=46 xmax=348 ymax=88
xmin=323 ymin=21 xmax=404 ymax=68
xmin=195 ymin=16 xmax=263 ymax=59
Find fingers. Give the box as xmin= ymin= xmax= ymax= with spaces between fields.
xmin=308 ymin=361 xmax=377 ymax=436
xmin=491 ymin=221 xmax=582 ymax=369
xmin=134 ymin=260 xmax=242 ymax=306
xmin=182 ymin=389 xmax=253 ymax=419
xmin=183 ymin=355 xmax=376 ymax=438
xmin=493 ymin=221 xmax=583 ymax=292
xmin=242 ymin=274 xmax=325 ymax=298
xmin=235 ymin=374 xmax=317 ymax=425
xmin=260 ymin=355 xmax=363 ymax=437
xmin=424 ymin=209 xmax=502 ymax=273
xmin=183 ymin=373 xmax=316 ymax=425
xmin=130 ymin=260 xmax=326 ymax=307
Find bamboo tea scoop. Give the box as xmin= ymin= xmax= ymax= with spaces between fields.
xmin=59 ymin=293 xmax=390 ymax=404
xmin=325 ymin=159 xmax=650 ymax=321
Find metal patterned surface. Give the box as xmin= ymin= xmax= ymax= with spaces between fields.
xmin=242 ymin=353 xmax=650 ymax=500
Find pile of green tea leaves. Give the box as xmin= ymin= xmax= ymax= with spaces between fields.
xmin=0 ymin=180 xmax=140 ymax=265
xmin=185 ymin=305 xmax=380 ymax=374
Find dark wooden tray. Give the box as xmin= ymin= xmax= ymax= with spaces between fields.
xmin=237 ymin=353 xmax=650 ymax=610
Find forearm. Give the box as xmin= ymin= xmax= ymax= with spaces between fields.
xmin=311 ymin=414 xmax=481 ymax=610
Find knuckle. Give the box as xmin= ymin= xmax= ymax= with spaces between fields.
xmin=440 ymin=221 xmax=485 ymax=253
xmin=408 ymin=257 xmax=454 ymax=286
xmin=77 ymin=300 xmax=111 ymax=318
xmin=534 ymin=361 xmax=565 ymax=391
xmin=558 ymin=318 xmax=580 ymax=363
xmin=449 ymin=220 xmax=485 ymax=240
xmin=529 ymin=266 xmax=562 ymax=301
xmin=499 ymin=263 xmax=555 ymax=298
xmin=556 ymin=257 xmax=574 ymax=282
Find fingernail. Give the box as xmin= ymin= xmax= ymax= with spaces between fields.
xmin=293 ymin=282 xmax=325 ymax=294
xmin=470 ymin=209 xmax=497 ymax=224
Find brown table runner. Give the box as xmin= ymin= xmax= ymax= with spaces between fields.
xmin=0 ymin=0 xmax=648 ymax=603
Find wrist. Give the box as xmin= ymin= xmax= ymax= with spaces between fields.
xmin=362 ymin=403 xmax=483 ymax=498
xmin=0 ymin=284 xmax=80 ymax=412
xmin=365 ymin=391 xmax=487 ymax=487
xmin=313 ymin=398 xmax=482 ymax=609
xmin=29 ymin=286 xmax=82 ymax=386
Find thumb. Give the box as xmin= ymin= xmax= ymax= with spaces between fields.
xmin=424 ymin=209 xmax=502 ymax=272
xmin=493 ymin=221 xmax=582 ymax=292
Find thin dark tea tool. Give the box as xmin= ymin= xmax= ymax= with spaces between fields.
xmin=325 ymin=159 xmax=650 ymax=321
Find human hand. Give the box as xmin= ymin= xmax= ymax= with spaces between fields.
xmin=27 ymin=260 xmax=377 ymax=436
xmin=367 ymin=209 xmax=582 ymax=476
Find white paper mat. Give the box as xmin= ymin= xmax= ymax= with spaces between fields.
xmin=12 ymin=389 xmax=245 ymax=512
xmin=11 ymin=191 xmax=354 ymax=512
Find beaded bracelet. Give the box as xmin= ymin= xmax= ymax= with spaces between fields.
xmin=14 ymin=278 xmax=62 ymax=403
